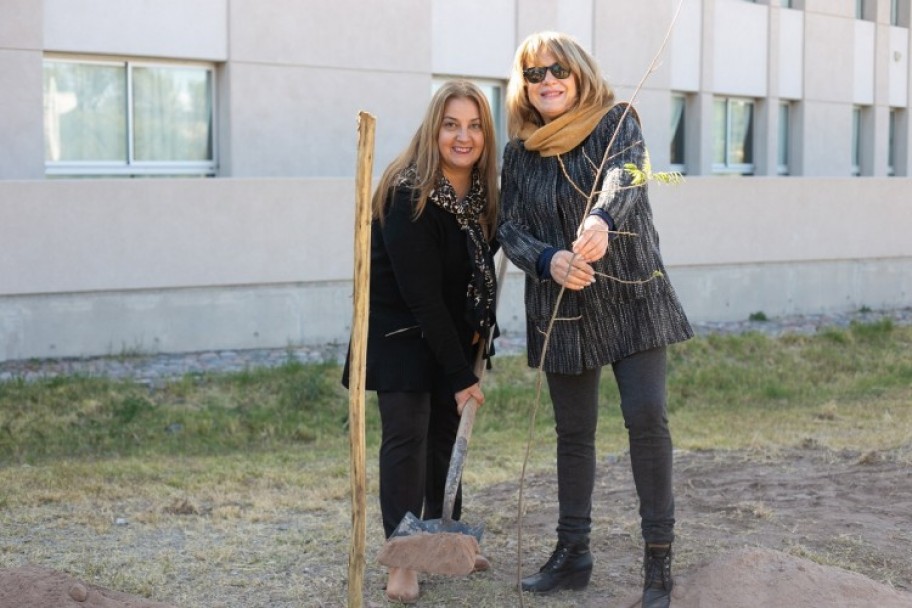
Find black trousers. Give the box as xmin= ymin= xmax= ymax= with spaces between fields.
xmin=377 ymin=390 xmax=462 ymax=539
xmin=546 ymin=346 xmax=675 ymax=546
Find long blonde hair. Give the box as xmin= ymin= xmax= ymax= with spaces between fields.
xmin=506 ymin=31 xmax=615 ymax=139
xmin=372 ymin=80 xmax=499 ymax=240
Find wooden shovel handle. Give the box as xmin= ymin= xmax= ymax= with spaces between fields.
xmin=441 ymin=339 xmax=487 ymax=523
xmin=440 ymin=253 xmax=507 ymax=524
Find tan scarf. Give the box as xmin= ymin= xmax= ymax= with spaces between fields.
xmin=519 ymin=103 xmax=612 ymax=157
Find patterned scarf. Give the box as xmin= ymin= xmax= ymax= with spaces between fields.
xmin=428 ymin=169 xmax=496 ymax=336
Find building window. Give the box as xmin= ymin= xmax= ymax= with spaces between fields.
xmin=856 ymin=0 xmax=867 ymax=20
xmin=888 ymin=109 xmax=897 ymax=176
xmin=852 ymin=106 xmax=862 ymax=176
xmin=43 ymin=57 xmax=216 ymax=177
xmin=778 ymin=102 xmax=790 ymax=175
xmin=670 ymin=94 xmax=686 ymax=173
xmin=780 ymin=0 xmax=792 ymax=7
xmin=713 ymin=97 xmax=754 ymax=174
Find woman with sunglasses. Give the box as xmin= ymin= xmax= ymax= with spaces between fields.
xmin=498 ymin=32 xmax=692 ymax=608
xmin=342 ymin=80 xmax=499 ymax=603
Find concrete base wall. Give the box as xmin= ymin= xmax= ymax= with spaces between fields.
xmin=3 ymin=257 xmax=911 ymax=361
xmin=0 ymin=282 xmax=352 ymax=360
xmin=670 ymin=258 xmax=912 ymax=323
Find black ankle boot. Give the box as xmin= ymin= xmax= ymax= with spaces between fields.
xmin=520 ymin=542 xmax=593 ymax=593
xmin=642 ymin=544 xmax=673 ymax=608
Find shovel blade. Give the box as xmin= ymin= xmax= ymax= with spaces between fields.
xmin=389 ymin=511 xmax=484 ymax=542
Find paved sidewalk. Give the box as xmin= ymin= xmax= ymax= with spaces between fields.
xmin=1 ymin=308 xmax=910 ymax=385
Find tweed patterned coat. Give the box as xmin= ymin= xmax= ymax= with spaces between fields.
xmin=498 ymin=103 xmax=693 ymax=374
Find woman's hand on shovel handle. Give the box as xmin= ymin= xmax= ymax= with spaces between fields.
xmin=456 ymin=383 xmax=484 ymax=415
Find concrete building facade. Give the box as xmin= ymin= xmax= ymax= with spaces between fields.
xmin=1 ymin=0 xmax=911 ymax=362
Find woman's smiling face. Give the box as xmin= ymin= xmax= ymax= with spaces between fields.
xmin=437 ymin=96 xmax=484 ymax=179
xmin=526 ymin=50 xmax=577 ymax=123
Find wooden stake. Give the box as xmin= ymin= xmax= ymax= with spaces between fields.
xmin=348 ymin=111 xmax=375 ymax=608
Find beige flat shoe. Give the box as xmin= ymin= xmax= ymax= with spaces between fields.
xmin=472 ymin=553 xmax=491 ymax=573
xmin=385 ymin=567 xmax=419 ymax=604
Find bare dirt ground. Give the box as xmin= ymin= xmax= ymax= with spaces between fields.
xmin=491 ymin=445 xmax=912 ymax=607
xmin=2 ymin=446 xmax=911 ymax=607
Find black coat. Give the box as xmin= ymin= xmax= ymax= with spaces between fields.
xmin=343 ymin=184 xmax=485 ymax=394
xmin=498 ymin=104 xmax=692 ymax=374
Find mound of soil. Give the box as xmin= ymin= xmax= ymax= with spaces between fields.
xmin=0 ymin=566 xmax=177 ymax=608
xmin=616 ymin=547 xmax=912 ymax=607
xmin=474 ymin=446 xmax=912 ymax=607
xmin=4 ymin=547 xmax=910 ymax=608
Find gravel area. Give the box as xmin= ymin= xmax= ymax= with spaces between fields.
xmin=2 ymin=308 xmax=910 ymax=385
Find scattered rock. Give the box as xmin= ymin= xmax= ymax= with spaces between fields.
xmin=68 ymin=582 xmax=88 ymax=602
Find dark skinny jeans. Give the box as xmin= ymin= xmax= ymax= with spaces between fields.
xmin=376 ymin=389 xmax=462 ymax=538
xmin=546 ymin=346 xmax=674 ymax=547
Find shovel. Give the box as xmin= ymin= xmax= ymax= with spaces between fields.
xmin=375 ymin=338 xmax=489 ymax=576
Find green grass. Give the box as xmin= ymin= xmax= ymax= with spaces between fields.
xmin=2 ymin=321 xmax=911 ymax=470
xmin=665 ymin=320 xmax=912 ymax=449
xmin=0 ymin=360 xmax=351 ymax=462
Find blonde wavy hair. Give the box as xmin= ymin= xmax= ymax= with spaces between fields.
xmin=372 ymin=80 xmax=499 ymax=240
xmin=506 ymin=31 xmax=615 ymax=139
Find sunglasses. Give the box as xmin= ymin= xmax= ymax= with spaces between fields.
xmin=522 ymin=63 xmax=572 ymax=84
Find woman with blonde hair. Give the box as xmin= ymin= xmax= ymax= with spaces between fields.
xmin=343 ymin=80 xmax=499 ymax=603
xmin=498 ymin=32 xmax=691 ymax=608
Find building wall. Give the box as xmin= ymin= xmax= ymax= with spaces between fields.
xmin=0 ymin=179 xmax=357 ymax=359
xmin=1 ymin=0 xmax=911 ymax=362
xmin=0 ymin=0 xmax=44 ymax=179
xmin=2 ymin=177 xmax=910 ymax=361
xmin=43 ymin=0 xmax=228 ymax=59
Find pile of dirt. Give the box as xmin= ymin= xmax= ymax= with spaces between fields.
xmin=4 ymin=547 xmax=911 ymax=607
xmin=615 ymin=547 xmax=912 ymax=607
xmin=378 ymin=531 xmax=480 ymax=576
xmin=0 ymin=566 xmax=177 ymax=608
xmin=477 ymin=447 xmax=912 ymax=607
